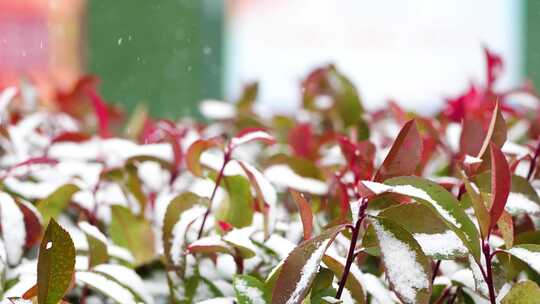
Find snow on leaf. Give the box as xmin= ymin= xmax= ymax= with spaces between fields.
xmin=37 ymin=219 xmax=76 ymax=304
xmin=505 ymin=192 xmax=540 ymax=215
xmin=223 ymin=227 xmax=258 ymax=259
xmin=233 ymin=275 xmax=269 ymax=304
xmin=505 ymin=244 xmax=540 ymax=274
xmin=0 ymin=192 xmax=26 ymax=266
xmin=229 ymin=128 xmax=275 ymax=151
xmin=369 ymin=216 xmax=430 ymax=304
xmin=264 ymin=165 xmax=328 ymax=195
xmin=199 ymin=99 xmax=237 ymax=120
xmin=188 ymin=235 xmax=233 ymax=255
xmin=186 ymin=138 xmax=222 ymax=177
xmin=413 ymin=231 xmax=468 ymax=259
xmin=78 ymin=221 xmax=108 ymax=267
xmin=75 ymin=271 xmax=137 ymax=304
xmin=362 ymin=177 xmax=481 ymax=260
xmin=272 ymin=225 xmax=344 ymax=304
xmin=322 ymin=254 xmax=365 ymax=303
xmin=94 ymin=264 xmax=154 ymax=304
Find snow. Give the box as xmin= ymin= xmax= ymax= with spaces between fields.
xmin=230 ymin=130 xmax=274 ymax=149
xmin=505 ymin=192 xmax=540 ymax=215
xmin=413 ymin=231 xmax=468 ymax=257
xmin=361 ymin=181 xmax=461 ymax=228
xmin=468 ymin=254 xmax=489 ymax=296
xmin=223 ymin=227 xmax=258 ymax=256
xmin=94 ymin=264 xmax=154 ymax=304
xmin=372 ymin=220 xmax=429 ymax=304
xmin=502 ymin=141 xmax=530 ymax=158
xmin=0 ymin=192 xmax=26 ymax=265
xmin=286 ymin=239 xmax=330 ymax=304
xmin=46 ymin=242 xmax=52 ymax=250
xmin=76 ymin=271 xmax=137 ymax=304
xmin=321 ymin=296 xmax=341 ymax=303
xmin=507 ymin=247 xmax=540 ymax=273
xmin=198 ymin=297 xmax=235 ymax=304
xmin=358 ymin=273 xmax=394 ymax=304
xmin=108 ymin=244 xmax=135 ymax=264
xmin=170 ymin=206 xmax=207 ymax=266
xmin=189 ymin=235 xmax=230 ymax=250
xmin=235 ymin=278 xmax=266 ymax=304
xmin=79 ymin=221 xmax=108 ymax=244
xmin=0 ymin=86 xmax=17 ymax=115
xmin=264 ymin=165 xmax=328 ymax=195
xmin=199 ymin=100 xmax=237 ymax=120
xmin=463 ymin=155 xmax=482 ymax=165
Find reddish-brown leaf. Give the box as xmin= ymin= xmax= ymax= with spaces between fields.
xmin=374 ymin=119 xmax=422 ymax=181
xmin=489 ymin=143 xmax=511 ymax=228
xmin=229 ymin=127 xmax=276 ymax=151
xmin=185 ymin=138 xmax=222 ymax=177
xmin=290 ymin=190 xmax=313 ymax=241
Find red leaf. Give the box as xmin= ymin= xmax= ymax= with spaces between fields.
xmin=85 ymin=87 xmax=111 ymax=138
xmin=374 ymin=119 xmax=422 ymax=181
xmin=290 ymin=190 xmax=313 ymax=241
xmin=489 ymin=143 xmax=511 ymax=228
xmin=484 ymin=47 xmax=503 ymax=90
xmin=218 ymin=220 xmax=233 ymax=232
xmin=16 ymin=199 xmax=43 ymax=248
xmin=288 ymin=123 xmax=316 ymax=159
xmin=338 ymin=136 xmax=375 ymax=182
xmin=51 ymin=131 xmax=91 ymax=143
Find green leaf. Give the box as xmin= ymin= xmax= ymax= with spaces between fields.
xmin=458 ymin=169 xmax=491 ymax=238
xmin=501 ymin=280 xmax=540 ymax=304
xmin=110 ymin=205 xmax=154 ymax=265
xmin=272 ymin=225 xmax=344 ymax=304
xmin=363 ymin=177 xmax=481 ymax=260
xmin=78 ymin=222 xmax=109 ymax=267
xmin=75 ymin=270 xmax=138 ymax=303
xmin=379 ymin=203 xmax=467 ymax=259
xmin=222 ymin=175 xmax=253 ymax=228
xmin=322 ymin=255 xmax=365 ymax=303
xmin=505 ymin=244 xmax=540 ymax=274
xmin=162 ymin=192 xmax=208 ymax=268
xmin=234 ymin=275 xmax=270 ymax=304
xmin=37 ymin=219 xmax=75 ymax=304
xmin=36 ymin=184 xmax=80 ymax=224
xmin=368 ymin=216 xmax=431 ymax=304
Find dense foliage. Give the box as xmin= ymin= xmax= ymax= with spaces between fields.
xmin=0 ymin=48 xmax=539 ymax=303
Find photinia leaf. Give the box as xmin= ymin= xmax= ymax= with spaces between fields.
xmin=379 ymin=203 xmax=468 ymax=259
xmin=362 ymin=177 xmax=481 ymax=260
xmin=223 ymin=228 xmax=258 ymax=259
xmin=79 ymin=221 xmax=109 ymax=268
xmin=477 ymin=102 xmax=507 ymax=159
xmin=290 ymin=190 xmax=313 ymax=241
xmin=460 ymin=117 xmax=486 ymax=156
xmin=188 ymin=235 xmax=234 ymax=255
xmin=322 ymin=254 xmax=365 ymax=304
xmin=229 ymin=128 xmax=276 ymax=151
xmin=36 ymin=184 xmax=80 ymax=224
xmin=497 ymin=211 xmax=514 ymax=249
xmin=51 ymin=131 xmax=91 ymax=144
xmin=489 ymin=143 xmax=511 ymax=228
xmin=15 ymin=198 xmax=43 ymax=248
xmin=0 ymin=192 xmax=26 ymax=266
xmin=93 ymin=264 xmax=154 ymax=303
xmin=458 ymin=169 xmax=491 ymax=238
xmin=272 ymin=224 xmax=344 ymax=304
xmin=233 ymin=275 xmax=270 ymax=304
xmin=37 ymin=219 xmax=75 ymax=304
xmin=288 ymin=123 xmax=316 ymax=159
xmin=238 ymin=160 xmax=277 ymax=238
xmin=501 ymin=280 xmax=540 ymax=304
xmin=186 ymin=138 xmax=222 ymax=177
xmin=374 ymin=120 xmax=422 ymax=182
xmin=162 ymin=192 xmax=208 ymax=268
xmin=85 ymin=87 xmax=111 ymax=138
xmin=368 ymin=216 xmax=431 ymax=304
xmin=75 ymin=270 xmax=137 ymax=304
xmin=110 ymin=205 xmax=155 ymax=265
xmin=504 ymin=244 xmax=540 ymax=274
xmin=221 ymin=175 xmax=254 ymax=228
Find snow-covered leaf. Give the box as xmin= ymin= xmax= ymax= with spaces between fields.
xmin=79 ymin=221 xmax=108 ymax=267
xmin=272 ymin=225 xmax=344 ymax=304
xmin=186 ymin=138 xmax=222 ymax=177
xmin=505 ymin=244 xmax=540 ymax=274
xmin=36 ymin=183 xmax=80 ymax=224
xmin=369 ymin=216 xmax=431 ymax=304
xmin=229 ymin=128 xmax=275 ymax=151
xmin=322 ymin=254 xmax=365 ymax=303
xmin=362 ymin=177 xmax=481 ymax=260
xmin=75 ymin=270 xmax=137 ymax=304
xmin=233 ymin=275 xmax=270 ymax=304
xmin=94 ymin=263 xmax=154 ymax=304
xmin=0 ymin=192 xmax=26 ymax=265
xmin=264 ymin=165 xmax=328 ymax=195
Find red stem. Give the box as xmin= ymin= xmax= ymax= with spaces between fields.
xmin=196 ymin=151 xmax=230 ymax=239
xmin=482 ymin=240 xmax=497 ymax=304
xmin=527 ymin=137 xmax=540 ymax=180
xmin=335 ymin=198 xmax=368 ymax=299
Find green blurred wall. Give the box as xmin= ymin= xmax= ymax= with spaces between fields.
xmin=527 ymin=0 xmax=540 ymax=88
xmin=87 ymin=0 xmax=223 ymax=118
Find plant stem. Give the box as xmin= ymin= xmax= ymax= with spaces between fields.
xmin=197 ymin=152 xmax=230 ymax=239
xmin=431 ymin=260 xmax=442 ymax=285
xmin=527 ymin=137 xmax=540 ymax=180
xmin=234 ymin=249 xmax=244 ymax=274
xmin=335 ymin=198 xmax=367 ymax=299
xmin=482 ymin=241 xmax=497 ymax=304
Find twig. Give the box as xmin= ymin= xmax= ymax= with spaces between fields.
xmin=527 ymin=137 xmax=540 ymax=180
xmin=431 ymin=260 xmax=442 ymax=285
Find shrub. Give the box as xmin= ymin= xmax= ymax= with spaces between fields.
xmin=0 ymin=48 xmax=539 ymax=303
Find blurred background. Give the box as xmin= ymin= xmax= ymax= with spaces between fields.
xmin=0 ymin=0 xmax=533 ymax=118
